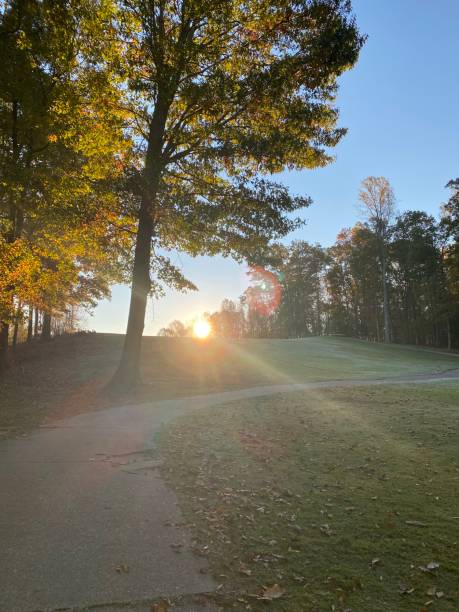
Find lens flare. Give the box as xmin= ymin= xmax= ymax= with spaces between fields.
xmin=244 ymin=266 xmax=282 ymax=317
xmin=193 ymin=319 xmax=211 ymax=339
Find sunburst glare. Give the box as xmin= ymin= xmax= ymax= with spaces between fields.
xmin=193 ymin=319 xmax=211 ymax=339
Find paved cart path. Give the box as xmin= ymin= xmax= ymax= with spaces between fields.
xmin=1 ymin=370 xmax=458 ymax=612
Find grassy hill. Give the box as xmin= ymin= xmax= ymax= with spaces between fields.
xmin=0 ymin=333 xmax=458 ymax=438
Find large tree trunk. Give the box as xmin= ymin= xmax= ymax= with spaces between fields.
xmin=111 ymin=96 xmax=171 ymax=388
xmin=112 ymin=197 xmax=154 ymax=386
xmin=111 ymin=94 xmax=171 ymax=389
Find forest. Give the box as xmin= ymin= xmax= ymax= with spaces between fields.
xmin=161 ymin=177 xmax=459 ymax=348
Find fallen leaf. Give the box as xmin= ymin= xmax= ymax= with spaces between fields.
xmin=427 ymin=561 xmax=440 ymax=571
xmin=151 ymin=600 xmax=169 ymax=612
xmin=420 ymin=561 xmax=440 ymax=573
xmin=320 ymin=524 xmax=333 ymax=536
xmin=399 ymin=584 xmax=414 ymax=595
xmin=293 ymin=575 xmax=305 ymax=583
xmin=259 ymin=584 xmax=285 ymax=600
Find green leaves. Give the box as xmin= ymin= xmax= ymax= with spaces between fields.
xmin=117 ymin=0 xmax=364 ymax=245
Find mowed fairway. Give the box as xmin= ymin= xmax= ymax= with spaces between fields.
xmin=0 ymin=333 xmax=458 ymax=437
xmin=1 ymin=333 xmax=459 ymax=437
xmin=159 ymin=382 xmax=459 ymax=611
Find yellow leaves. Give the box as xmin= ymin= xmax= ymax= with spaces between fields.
xmin=0 ymin=238 xmax=40 ymax=318
xmin=47 ymin=134 xmax=58 ymax=143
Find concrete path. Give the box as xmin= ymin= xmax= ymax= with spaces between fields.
xmin=1 ymin=370 xmax=458 ymax=611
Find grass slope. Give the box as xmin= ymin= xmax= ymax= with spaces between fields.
xmin=1 ymin=333 xmax=457 ymax=438
xmin=159 ymin=383 xmax=459 ymax=611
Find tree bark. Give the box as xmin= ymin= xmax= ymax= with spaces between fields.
xmin=41 ymin=313 xmax=52 ymax=342
xmin=34 ymin=309 xmax=39 ymax=338
xmin=111 ymin=104 xmax=168 ymax=388
xmin=112 ymin=198 xmax=154 ymax=386
xmin=0 ymin=102 xmax=19 ymax=371
xmin=12 ymin=320 xmax=19 ymax=349
xmin=0 ymin=323 xmax=9 ymax=373
xmin=12 ymin=301 xmax=22 ymax=349
xmin=447 ymin=318 xmax=452 ymax=351
xmin=27 ymin=306 xmax=33 ymax=342
xmin=380 ymin=239 xmax=391 ymax=343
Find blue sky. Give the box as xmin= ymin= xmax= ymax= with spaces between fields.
xmin=86 ymin=0 xmax=459 ymax=334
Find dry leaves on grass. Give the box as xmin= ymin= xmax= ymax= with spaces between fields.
xmin=369 ymin=557 xmax=381 ymax=569
xmin=419 ymin=561 xmax=440 ymax=573
xmin=151 ymin=599 xmax=170 ymax=612
xmin=257 ymin=584 xmax=285 ymax=600
xmin=427 ymin=586 xmax=445 ymax=598
xmin=320 ymin=523 xmax=334 ymax=536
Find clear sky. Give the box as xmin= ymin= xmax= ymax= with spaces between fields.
xmin=86 ymin=0 xmax=459 ymax=335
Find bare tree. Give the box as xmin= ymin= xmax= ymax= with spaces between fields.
xmin=359 ymin=177 xmax=396 ymax=343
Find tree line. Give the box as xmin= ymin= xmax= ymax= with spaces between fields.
xmin=163 ymin=177 xmax=459 ymax=349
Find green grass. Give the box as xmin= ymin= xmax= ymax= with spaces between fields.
xmin=1 ymin=333 xmax=457 ymax=438
xmin=2 ymin=334 xmax=459 ymax=607
xmin=159 ymin=383 xmax=459 ymax=611
xmin=203 ymin=336 xmax=459 ymax=383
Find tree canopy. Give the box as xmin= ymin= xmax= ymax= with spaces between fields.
xmin=1 ymin=0 xmax=366 ymax=380
xmin=109 ymin=0 xmax=365 ymax=384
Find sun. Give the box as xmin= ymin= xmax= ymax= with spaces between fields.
xmin=193 ymin=319 xmax=211 ymax=339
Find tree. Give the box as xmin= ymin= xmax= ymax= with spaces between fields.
xmin=109 ymin=0 xmax=365 ymax=386
xmin=281 ymin=242 xmax=327 ymax=337
xmin=390 ymin=211 xmax=442 ymax=345
xmin=0 ymin=0 xmax=133 ymax=370
xmin=210 ymin=300 xmax=245 ymax=338
xmin=358 ymin=176 xmax=396 ymax=343
xmin=440 ymin=178 xmax=459 ymax=348
xmin=442 ymin=178 xmax=459 ymax=242
xmin=158 ymin=319 xmax=189 ymax=337
xmin=325 ymin=224 xmax=380 ymax=339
